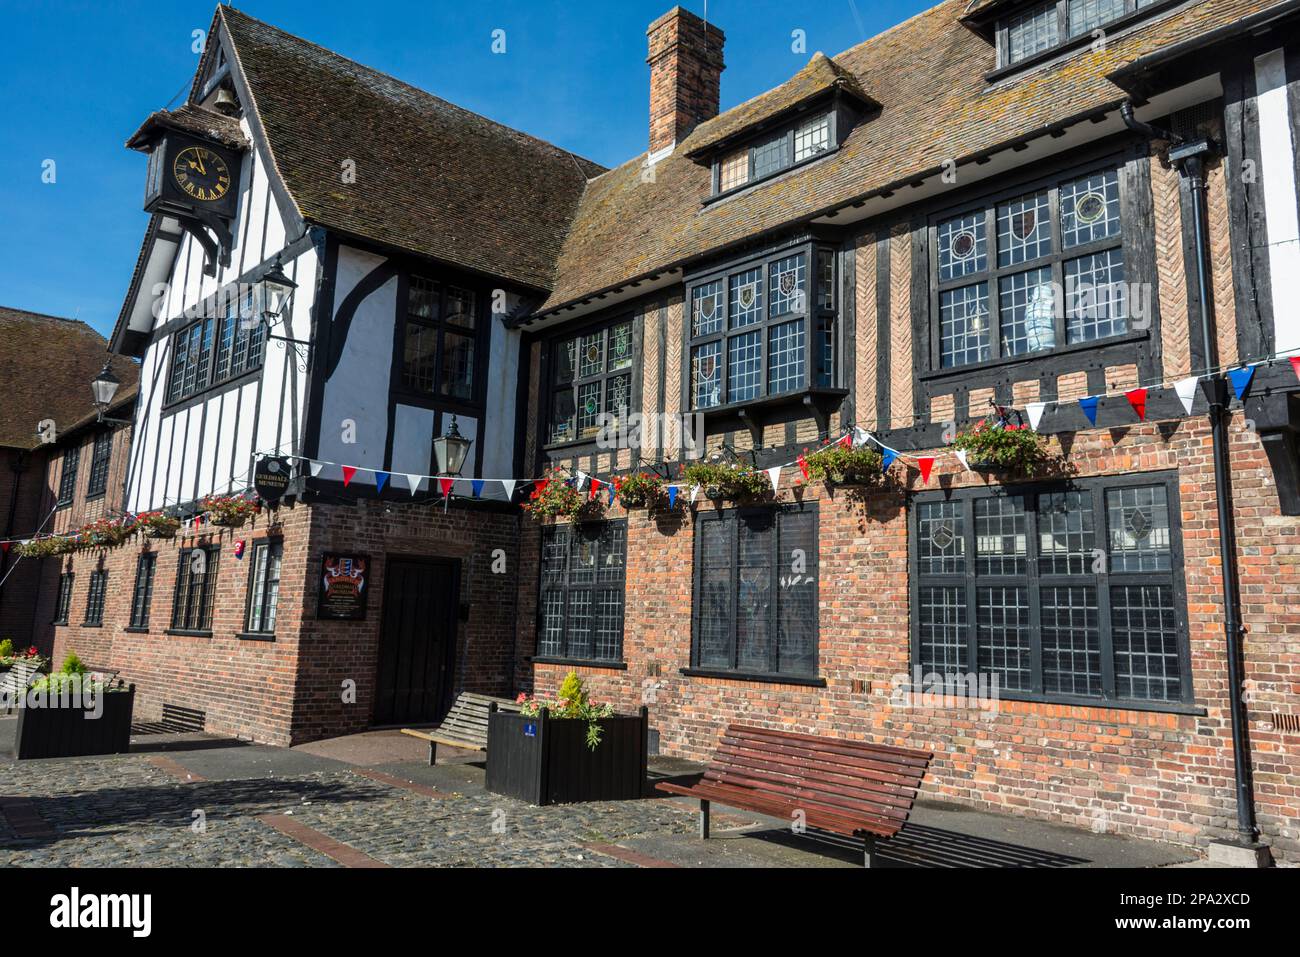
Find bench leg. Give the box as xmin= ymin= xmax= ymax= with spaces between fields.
xmin=699 ymin=799 xmax=710 ymax=840
xmin=863 ymin=835 xmax=878 ymax=868
xmin=428 ymin=741 xmax=437 ymax=767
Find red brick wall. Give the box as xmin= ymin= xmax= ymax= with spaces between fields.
xmin=517 ymin=415 xmax=1300 ymax=861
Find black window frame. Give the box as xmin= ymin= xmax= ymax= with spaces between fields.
xmin=544 ymin=314 xmax=637 ymax=447
xmin=536 ymin=520 xmax=628 ymax=666
xmin=170 ymin=545 xmax=220 ymax=633
xmin=53 ymin=573 xmax=74 ymax=625
xmin=709 ymin=109 xmax=838 ymax=199
xmin=685 ymin=241 xmax=838 ymax=414
xmin=929 ymin=155 xmax=1135 ymax=372
xmin=56 ymin=445 xmax=80 ymax=507
xmin=994 ymin=0 xmax=1174 ymax=72
xmin=688 ymin=502 xmax=822 ymax=684
xmin=396 ymin=272 xmax=486 ymax=406
xmin=243 ymin=537 xmax=283 ymax=636
xmin=909 ymin=471 xmax=1195 ymax=713
xmin=86 ymin=430 xmax=113 ymax=499
xmin=164 ymin=289 xmax=264 ymax=408
xmin=83 ymin=569 xmax=108 ymax=626
xmin=129 ymin=553 xmax=157 ymax=630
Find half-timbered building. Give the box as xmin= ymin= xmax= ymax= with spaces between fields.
xmin=42 ymin=1 xmax=1300 ymax=862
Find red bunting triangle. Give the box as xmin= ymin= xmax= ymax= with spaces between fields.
xmin=589 ymin=478 xmax=601 ymax=501
xmin=0 ymin=541 xmax=9 ymax=554
xmin=341 ymin=466 xmax=357 ymax=487
xmin=438 ymin=478 xmax=455 ymax=497
xmin=1125 ymin=387 xmax=1148 ymax=421
xmin=1291 ymin=356 xmax=1300 ymax=382
xmin=917 ymin=456 xmax=935 ymax=484
xmin=838 ymin=433 xmax=852 ymax=449
xmin=797 ymin=454 xmax=809 ymax=481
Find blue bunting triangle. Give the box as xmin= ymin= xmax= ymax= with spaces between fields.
xmin=608 ymin=483 xmax=616 ymax=505
xmin=1229 ymin=365 xmax=1256 ymax=401
xmin=880 ymin=448 xmax=897 ymax=472
xmin=471 ymin=479 xmax=484 ymax=498
xmin=1078 ymin=395 xmax=1099 ymax=426
xmin=667 ymin=486 xmax=678 ymax=509
xmin=374 ymin=471 xmax=389 ymax=492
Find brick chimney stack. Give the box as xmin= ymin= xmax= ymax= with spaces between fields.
xmin=646 ymin=7 xmax=725 ymax=157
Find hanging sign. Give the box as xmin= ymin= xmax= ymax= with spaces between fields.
xmin=253 ymin=455 xmax=292 ymax=505
xmin=317 ymin=553 xmax=370 ymax=621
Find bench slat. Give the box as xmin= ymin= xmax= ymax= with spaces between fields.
xmin=713 ymin=739 xmax=925 ymax=790
xmin=659 ymin=781 xmax=904 ymax=839
xmin=725 ymin=726 xmax=933 ymax=769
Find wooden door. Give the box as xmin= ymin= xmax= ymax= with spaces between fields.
xmin=373 ymin=558 xmax=459 ymax=725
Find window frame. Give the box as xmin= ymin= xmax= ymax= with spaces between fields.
xmin=928 ymin=155 xmax=1135 ymax=373
xmin=709 ymin=109 xmax=839 ymax=199
xmin=86 ymin=431 xmax=113 ymax=499
xmin=53 ymin=573 xmax=74 ymax=625
xmin=129 ymin=553 xmax=157 ymax=630
xmin=164 ymin=289 xmax=264 ymax=409
xmin=83 ymin=569 xmax=108 ymax=626
xmin=908 ymin=472 xmax=1196 ymax=713
xmin=242 ymin=538 xmax=284 ymax=636
xmin=544 ymin=313 xmax=637 ymax=448
xmin=170 ymin=545 xmax=220 ymax=634
xmin=688 ymin=502 xmax=822 ymax=684
xmin=535 ymin=520 xmax=628 ymax=666
xmin=56 ymin=446 xmax=80 ymax=507
xmin=685 ymin=241 xmax=839 ymax=414
xmin=394 ymin=271 xmax=487 ymax=407
xmin=993 ymin=0 xmax=1175 ymax=73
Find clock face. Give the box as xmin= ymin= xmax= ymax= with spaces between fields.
xmin=171 ymin=145 xmax=231 ymax=202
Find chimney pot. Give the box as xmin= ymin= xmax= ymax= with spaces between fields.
xmin=646 ymin=6 xmax=725 ymax=157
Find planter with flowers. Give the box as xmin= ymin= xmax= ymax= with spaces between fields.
xmin=75 ymin=517 xmax=136 ymax=550
xmin=952 ymin=418 xmax=1048 ymax=477
xmin=0 ymin=639 xmax=48 ymax=675
xmin=486 ymin=671 xmax=648 ymax=805
xmin=522 ymin=471 xmax=606 ymax=521
xmin=201 ymin=494 xmax=256 ymax=528
xmin=614 ymin=472 xmax=665 ymax=509
xmin=15 ymin=653 xmax=134 ymax=759
xmin=137 ymin=511 xmax=181 ymax=539
xmin=805 ymin=444 xmax=892 ymax=488
xmin=15 ymin=535 xmax=76 ymax=559
xmin=682 ymin=460 xmax=771 ymax=503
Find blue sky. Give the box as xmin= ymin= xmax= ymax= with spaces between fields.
xmin=0 ymin=0 xmax=931 ymax=339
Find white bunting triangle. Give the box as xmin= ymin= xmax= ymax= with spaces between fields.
xmin=690 ymin=484 xmax=700 ymax=504
xmin=955 ymin=449 xmax=970 ymax=471
xmin=500 ymin=479 xmax=517 ymax=501
xmin=766 ymin=466 xmax=782 ymax=492
xmin=574 ymin=470 xmax=587 ymax=491
xmin=405 ymin=474 xmax=424 ymax=497
xmin=1026 ymin=402 xmax=1048 ymax=431
xmin=309 ymin=461 xmax=325 ymax=478
xmin=1175 ymin=376 xmax=1199 ymax=416
xmin=853 ymin=427 xmax=872 ymax=448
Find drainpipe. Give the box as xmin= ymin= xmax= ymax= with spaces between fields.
xmin=1122 ymin=101 xmax=1258 ymax=845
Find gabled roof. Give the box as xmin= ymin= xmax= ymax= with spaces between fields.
xmin=0 ymin=307 xmax=139 ymax=450
xmin=683 ymin=52 xmax=877 ymax=160
xmin=537 ymin=0 xmax=1284 ymax=314
xmin=215 ymin=6 xmax=605 ymax=292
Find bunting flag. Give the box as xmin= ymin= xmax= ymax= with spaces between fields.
xmin=406 ymin=474 xmax=424 ymax=497
xmin=839 ymin=433 xmax=853 ymax=449
xmin=690 ymin=484 xmax=701 ymax=504
xmin=917 ymin=456 xmax=935 ymax=484
xmin=535 ymin=478 xmax=549 ymax=496
xmin=667 ymin=486 xmax=678 ymax=509
xmin=438 ymin=478 xmax=455 ymax=497
xmin=588 ymin=478 xmax=601 ymax=501
xmin=1291 ymin=356 xmax=1300 ymax=382
xmin=852 ymin=427 xmax=871 ymax=448
xmin=1026 ymin=402 xmax=1048 ymax=431
xmin=1125 ymin=388 xmax=1148 ymax=422
xmin=574 ymin=470 xmax=588 ymax=492
xmin=881 ymin=448 xmax=897 ymax=472
xmin=1229 ymin=365 xmax=1256 ymax=401
xmin=471 ymin=479 xmax=485 ymax=498
xmin=797 ymin=453 xmax=809 ymax=481
xmin=955 ymin=449 xmax=970 ymax=471
xmin=1078 ymin=395 xmax=1100 ymax=426
xmin=501 ymin=479 xmax=517 ymax=501
xmin=374 ymin=471 xmax=389 ymax=493
xmin=309 ymin=461 xmax=325 ymax=478
xmin=1175 ymin=376 xmax=1199 ymax=416
xmin=766 ymin=466 xmax=782 ymax=492
xmin=341 ymin=466 xmax=357 ymax=487
xmin=608 ymin=482 xmax=616 ymax=505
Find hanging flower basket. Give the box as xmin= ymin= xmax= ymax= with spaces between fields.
xmin=682 ymin=461 xmax=770 ymax=502
xmin=200 ymin=495 xmax=256 ymax=528
xmin=137 ymin=511 xmax=181 ymax=539
xmin=614 ymin=472 xmax=665 ymax=509
xmin=805 ymin=445 xmax=891 ymax=488
xmin=74 ymin=518 xmax=136 ymax=550
xmin=952 ymin=419 xmax=1047 ymax=477
xmin=522 ymin=470 xmax=596 ymax=520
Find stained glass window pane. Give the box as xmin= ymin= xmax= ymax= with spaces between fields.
xmin=999 ymin=267 xmax=1057 ymax=356
xmin=729 ymin=268 xmax=763 ymax=328
xmin=578 ymin=331 xmax=604 ymax=378
xmin=608 ymin=322 xmax=633 ymax=370
xmin=938 ymin=211 xmax=988 ymax=281
xmin=1007 ymin=2 xmax=1059 ymax=63
xmin=728 ymin=330 xmax=762 ymax=403
xmin=692 ymin=281 xmax=724 ymax=337
xmin=691 ymin=341 xmax=722 ymax=409
xmin=1112 ymin=584 xmax=1181 ymax=701
xmin=997 ymin=190 xmax=1053 ymax=267
xmin=1041 ymin=585 xmax=1102 ymax=696
xmin=605 ymin=374 xmax=630 ymax=427
xmin=940 ymin=282 xmax=990 ymax=368
xmin=1061 ymin=170 xmax=1121 ymax=248
xmin=1107 ymin=485 xmax=1172 ymax=572
xmin=767 ymin=320 xmax=805 ymax=394
xmin=1068 ymin=0 xmax=1127 ymax=38
xmin=1066 ymin=248 xmax=1127 ymax=343
xmin=576 ymin=381 xmax=602 ymax=437
xmin=770 ymin=254 xmax=807 ymax=318
xmin=918 ymin=501 xmax=966 ymax=575
xmin=794 ymin=114 xmax=831 ymax=162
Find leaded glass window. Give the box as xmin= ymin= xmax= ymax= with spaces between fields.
xmin=1000 ymin=1 xmax=1164 ymax=68
xmin=83 ymin=570 xmax=107 ymax=626
xmin=172 ymin=546 xmax=219 ymax=632
xmin=245 ymin=539 xmax=283 ymax=634
xmin=56 ymin=446 xmax=79 ymax=506
xmin=168 ymin=289 xmax=263 ymax=405
xmin=912 ymin=476 xmax=1190 ymax=707
xmin=548 ymin=318 xmax=635 ymax=443
xmin=130 ymin=554 xmax=156 ymax=629
xmin=537 ymin=521 xmax=627 ymax=663
xmin=711 ymin=112 xmax=835 ymax=196
xmin=401 ymin=275 xmax=479 ymax=399
xmin=86 ymin=431 xmax=113 ymax=498
xmin=794 ymin=114 xmax=831 ymax=161
xmin=934 ymin=164 xmax=1127 ymax=368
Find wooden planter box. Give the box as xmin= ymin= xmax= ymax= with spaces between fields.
xmin=15 ymin=685 xmax=135 ymax=759
xmin=486 ymin=705 xmax=648 ymax=805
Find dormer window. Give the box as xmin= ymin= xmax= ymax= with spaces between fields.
xmin=710 ymin=112 xmax=834 ymax=198
xmin=995 ymin=0 xmax=1164 ymax=69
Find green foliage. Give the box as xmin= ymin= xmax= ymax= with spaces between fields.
xmin=0 ymin=639 xmax=12 ymax=659
xmin=60 ymin=652 xmax=88 ymax=675
xmin=522 ymin=470 xmax=603 ymax=520
xmin=681 ymin=460 xmax=771 ymax=501
xmin=805 ymin=445 xmax=888 ymax=485
xmin=952 ymin=420 xmax=1047 ymax=473
xmin=614 ymin=472 xmax=665 ymax=509
xmin=517 ymin=671 xmax=615 ymax=751
xmin=557 ymin=670 xmax=588 ymax=710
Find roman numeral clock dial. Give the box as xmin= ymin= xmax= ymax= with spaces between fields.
xmin=171 ymin=145 xmax=231 ymax=202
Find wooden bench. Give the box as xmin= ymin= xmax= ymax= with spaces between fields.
xmin=401 ymin=692 xmax=521 ymax=765
xmin=0 ymin=660 xmax=45 ymax=713
xmin=656 ymin=724 xmax=934 ymax=867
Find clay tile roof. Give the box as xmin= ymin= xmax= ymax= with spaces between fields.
xmin=682 ymin=52 xmax=877 ymax=159
xmin=126 ymin=104 xmax=250 ymax=152
xmin=537 ymin=0 xmax=1286 ymax=314
xmin=218 ymin=6 xmax=605 ymax=292
xmin=0 ymin=307 xmax=139 ymax=450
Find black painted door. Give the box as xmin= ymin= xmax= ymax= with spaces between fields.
xmin=373 ymin=558 xmax=459 ymax=726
